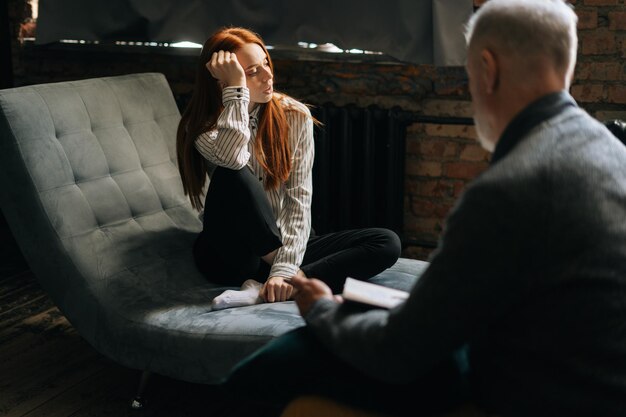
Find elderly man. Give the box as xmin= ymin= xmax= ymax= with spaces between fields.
xmin=222 ymin=1 xmax=626 ymax=416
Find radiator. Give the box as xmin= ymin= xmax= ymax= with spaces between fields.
xmin=310 ymin=104 xmax=409 ymax=237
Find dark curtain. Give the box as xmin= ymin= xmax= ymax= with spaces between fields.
xmin=36 ymin=0 xmax=472 ymax=65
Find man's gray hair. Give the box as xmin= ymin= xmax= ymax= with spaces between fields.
xmin=465 ymin=0 xmax=578 ymax=75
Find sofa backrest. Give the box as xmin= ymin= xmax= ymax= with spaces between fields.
xmin=0 ymin=73 xmax=203 ymax=307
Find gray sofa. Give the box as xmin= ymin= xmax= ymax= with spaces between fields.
xmin=0 ymin=72 xmax=425 ymax=386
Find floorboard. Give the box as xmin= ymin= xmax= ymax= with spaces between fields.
xmin=0 ymin=216 xmax=267 ymax=417
xmin=0 ymin=268 xmax=232 ymax=417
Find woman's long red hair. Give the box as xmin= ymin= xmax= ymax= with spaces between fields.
xmin=176 ymin=27 xmax=292 ymax=210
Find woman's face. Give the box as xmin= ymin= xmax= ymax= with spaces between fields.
xmin=235 ymin=43 xmax=274 ymax=105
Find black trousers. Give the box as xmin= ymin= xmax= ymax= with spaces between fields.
xmin=220 ymin=326 xmax=471 ymax=417
xmin=193 ymin=167 xmax=401 ymax=291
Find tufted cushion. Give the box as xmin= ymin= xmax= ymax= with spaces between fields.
xmin=0 ymin=73 xmax=426 ymax=384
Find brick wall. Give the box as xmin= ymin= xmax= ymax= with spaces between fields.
xmin=5 ymin=0 xmax=625 ymax=261
xmin=572 ymin=0 xmax=626 ymax=120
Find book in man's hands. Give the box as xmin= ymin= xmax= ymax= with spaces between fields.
xmin=341 ymin=277 xmax=410 ymax=309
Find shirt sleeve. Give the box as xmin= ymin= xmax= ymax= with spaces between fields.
xmin=303 ymin=179 xmax=540 ymax=383
xmin=269 ymin=108 xmax=315 ymax=278
xmin=194 ymin=86 xmax=251 ymax=169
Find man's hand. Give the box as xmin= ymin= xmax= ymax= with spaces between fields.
xmin=290 ymin=275 xmax=338 ymax=317
xmin=206 ymin=50 xmax=246 ymax=88
xmin=261 ymin=276 xmax=294 ymax=303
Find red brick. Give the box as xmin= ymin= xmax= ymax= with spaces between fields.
xmin=404 ymin=178 xmax=419 ymax=196
xmin=403 ymin=217 xmax=444 ymax=241
xmin=422 ymin=99 xmax=473 ymax=118
xmin=405 ymin=160 xmax=443 ymax=177
xmin=577 ymin=9 xmax=598 ymax=30
xmin=445 ymin=162 xmax=488 ymax=180
xmin=417 ymin=180 xmax=446 ymax=197
xmin=580 ymin=30 xmax=618 ymax=55
xmin=575 ymin=61 xmax=622 ymax=81
xmin=411 ymin=198 xmax=454 ymax=218
xmin=424 ymin=124 xmax=477 ymax=140
xmin=570 ymin=84 xmax=605 ymax=102
xmin=594 ymin=110 xmax=626 ymax=121
xmin=401 ymin=246 xmax=435 ymax=262
xmin=583 ymin=0 xmax=617 ymax=5
xmin=406 ymin=123 xmax=425 ymax=134
xmin=609 ymin=12 xmax=626 ymax=31
xmin=460 ymin=144 xmax=490 ymax=162
xmin=406 ymin=138 xmax=421 ymax=157
xmin=453 ymin=182 xmax=468 ymax=198
xmin=608 ymin=85 xmax=626 ymax=104
xmin=417 ymin=140 xmax=461 ymax=159
xmin=419 ymin=140 xmax=448 ymax=158
xmin=408 ymin=179 xmax=460 ymax=198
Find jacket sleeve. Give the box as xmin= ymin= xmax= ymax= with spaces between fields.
xmin=304 ymin=179 xmax=540 ymax=383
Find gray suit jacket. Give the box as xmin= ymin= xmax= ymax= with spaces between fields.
xmin=306 ymin=94 xmax=626 ymax=417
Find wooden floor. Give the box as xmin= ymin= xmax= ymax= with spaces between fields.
xmin=0 ymin=226 xmax=229 ymax=416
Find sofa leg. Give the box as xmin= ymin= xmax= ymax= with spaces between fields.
xmin=130 ymin=370 xmax=152 ymax=410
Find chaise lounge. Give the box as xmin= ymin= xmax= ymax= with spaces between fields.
xmin=0 ymin=72 xmax=426 ymax=402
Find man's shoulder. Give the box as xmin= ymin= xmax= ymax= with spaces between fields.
xmin=502 ymin=107 xmax=613 ymax=167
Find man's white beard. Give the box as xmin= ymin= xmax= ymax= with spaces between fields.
xmin=475 ymin=117 xmax=496 ymax=153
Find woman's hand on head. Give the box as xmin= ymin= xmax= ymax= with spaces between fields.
xmin=206 ymin=50 xmax=246 ymax=88
xmin=260 ymin=276 xmax=294 ymax=303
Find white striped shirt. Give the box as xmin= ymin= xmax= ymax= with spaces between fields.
xmin=194 ymin=86 xmax=314 ymax=279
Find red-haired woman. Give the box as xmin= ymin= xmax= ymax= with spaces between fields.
xmin=176 ymin=27 xmax=400 ymax=309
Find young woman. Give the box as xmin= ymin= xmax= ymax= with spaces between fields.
xmin=176 ymin=27 xmax=401 ymax=309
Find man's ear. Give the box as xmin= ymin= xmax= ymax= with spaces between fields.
xmin=480 ymin=49 xmax=498 ymax=94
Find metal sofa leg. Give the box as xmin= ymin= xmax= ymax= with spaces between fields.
xmin=130 ymin=370 xmax=152 ymax=410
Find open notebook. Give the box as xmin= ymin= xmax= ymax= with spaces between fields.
xmin=342 ymin=277 xmax=409 ymax=309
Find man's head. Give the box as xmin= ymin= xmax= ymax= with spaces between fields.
xmin=464 ymin=0 xmax=578 ymax=151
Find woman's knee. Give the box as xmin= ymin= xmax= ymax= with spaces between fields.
xmin=193 ymin=234 xmax=261 ymax=286
xmin=370 ymin=228 xmax=402 ymax=267
xmin=211 ymin=167 xmax=271 ymax=211
xmin=213 ymin=166 xmax=258 ymax=192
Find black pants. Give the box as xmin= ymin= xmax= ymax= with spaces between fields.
xmin=193 ymin=167 xmax=401 ymax=291
xmin=220 ymin=327 xmax=471 ymax=417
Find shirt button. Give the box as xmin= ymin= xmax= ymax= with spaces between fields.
xmin=259 ymin=177 xmax=263 ymax=181
xmin=237 ymin=95 xmax=241 ymax=98
xmin=237 ymin=88 xmax=242 ymax=92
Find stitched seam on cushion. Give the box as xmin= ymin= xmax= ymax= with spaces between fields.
xmin=56 ymin=201 xmax=190 ymax=239
xmin=35 ymin=89 xmax=76 ymax=187
xmin=32 ymin=79 xmax=186 ymax=237
xmin=70 ymin=82 xmax=139 ymax=230
xmin=37 ymin=160 xmax=174 ymax=191
xmin=82 ymin=114 xmax=180 ymax=136
xmin=27 ymin=88 xmax=97 ymax=281
xmin=75 ymin=83 xmax=114 ymax=179
xmin=104 ymin=76 xmax=169 ymax=215
xmin=0 ymin=90 xmax=53 ymax=197
xmin=35 ymin=89 xmax=100 ymax=239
